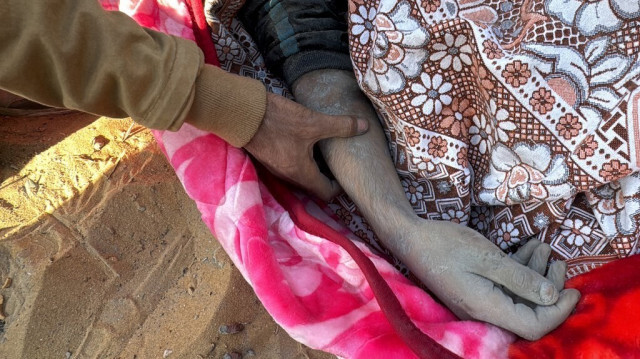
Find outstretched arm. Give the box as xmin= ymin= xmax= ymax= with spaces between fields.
xmin=291 ymin=69 xmax=581 ymax=340
xmin=240 ymin=0 xmax=580 ymax=338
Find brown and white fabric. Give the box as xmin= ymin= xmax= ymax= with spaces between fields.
xmin=330 ymin=0 xmax=640 ymax=277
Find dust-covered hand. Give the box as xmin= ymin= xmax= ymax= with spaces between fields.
xmin=396 ymin=219 xmax=581 ymax=340
xmin=290 ymin=69 xmax=579 ymax=340
xmin=244 ymin=93 xmax=368 ymax=201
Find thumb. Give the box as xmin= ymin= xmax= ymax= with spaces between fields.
xmin=318 ymin=114 xmax=369 ymax=139
xmin=291 ymin=160 xmax=343 ymax=201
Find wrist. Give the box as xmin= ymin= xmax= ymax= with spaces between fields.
xmin=186 ymin=65 xmax=267 ymax=147
xmin=365 ymin=206 xmax=422 ymax=253
xmin=374 ymin=213 xmax=426 ymax=261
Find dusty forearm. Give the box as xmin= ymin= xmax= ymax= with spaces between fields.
xmin=291 ymin=70 xmax=418 ymax=257
xmin=291 ymin=70 xmax=580 ymax=339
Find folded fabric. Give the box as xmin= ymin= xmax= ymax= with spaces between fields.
xmin=511 ymin=252 xmax=640 ymax=358
xmin=340 ymin=0 xmax=640 ymax=277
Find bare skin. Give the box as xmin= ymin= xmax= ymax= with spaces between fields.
xmin=244 ymin=93 xmax=368 ymax=201
xmin=291 ymin=69 xmax=580 ymax=340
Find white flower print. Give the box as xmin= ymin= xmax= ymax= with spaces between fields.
xmin=469 ymin=114 xmax=494 ymax=154
xmin=470 ymin=206 xmax=491 ymax=232
xmin=441 ymin=208 xmax=469 ymax=225
xmin=402 ymin=178 xmax=425 ymax=204
xmin=351 ymin=6 xmax=376 ymax=45
xmin=215 ymin=36 xmax=240 ymax=62
xmin=411 ymin=155 xmax=436 ymax=176
xmin=603 ymin=198 xmax=640 ymax=237
xmin=497 ymin=222 xmax=520 ymax=250
xmin=490 ymin=99 xmax=516 ymax=142
xmin=363 ymin=1 xmax=430 ymax=94
xmin=547 ymin=0 xmax=640 ymax=36
xmin=523 ymin=39 xmax=632 ymax=122
xmin=410 ymin=73 xmax=453 ymax=115
xmin=479 ymin=143 xmax=574 ymax=205
xmin=430 ymin=33 xmax=473 ymax=71
xmin=589 ymin=181 xmax=623 ymax=216
xmin=588 ymin=173 xmax=640 ymax=237
xmin=560 ymin=218 xmax=592 ymax=247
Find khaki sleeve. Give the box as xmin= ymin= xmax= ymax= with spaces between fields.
xmin=0 ymin=0 xmax=266 ymax=146
xmin=187 ymin=65 xmax=266 ymax=147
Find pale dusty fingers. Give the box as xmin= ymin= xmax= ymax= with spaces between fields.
xmin=472 ymin=280 xmax=580 ymax=340
xmin=478 ymin=254 xmax=559 ymax=305
xmin=511 ymin=239 xmax=543 ymax=265
xmin=527 ymin=242 xmax=552 ymax=275
xmin=547 ymin=261 xmax=568 ymax=291
xmin=504 ymin=241 xmax=552 ymax=306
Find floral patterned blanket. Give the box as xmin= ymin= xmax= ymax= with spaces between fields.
xmin=100 ymin=0 xmax=640 ymax=358
xmin=336 ymin=0 xmax=640 ymax=277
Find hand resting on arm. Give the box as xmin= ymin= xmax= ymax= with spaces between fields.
xmin=291 ymin=69 xmax=581 ymax=340
xmin=244 ymin=93 xmax=368 ymax=201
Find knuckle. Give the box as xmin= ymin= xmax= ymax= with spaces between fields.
xmin=511 ymin=270 xmax=528 ymax=289
xmin=513 ymin=320 xmax=542 ymax=341
xmin=295 ymin=114 xmax=320 ymax=137
xmin=331 ymin=115 xmax=355 ymax=135
xmin=555 ymin=261 xmax=568 ymax=275
xmin=523 ymin=327 xmax=545 ymax=341
xmin=281 ymin=165 xmax=300 ymax=179
xmin=485 ymin=250 xmax=506 ymax=267
xmin=346 ymin=116 xmax=358 ymax=134
xmin=519 ymin=331 xmax=538 ymax=341
xmin=539 ymin=242 xmax=552 ymax=252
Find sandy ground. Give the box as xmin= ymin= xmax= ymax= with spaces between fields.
xmin=0 ymin=113 xmax=334 ymax=359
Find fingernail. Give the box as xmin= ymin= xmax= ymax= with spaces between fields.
xmin=356 ymin=118 xmax=369 ymax=134
xmin=540 ymin=282 xmax=556 ymax=304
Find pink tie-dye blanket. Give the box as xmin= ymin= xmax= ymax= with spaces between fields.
xmin=99 ymin=1 xmax=511 ymax=357
xmin=99 ymin=1 xmax=640 ymax=358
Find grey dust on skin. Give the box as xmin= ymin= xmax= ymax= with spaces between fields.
xmin=291 ymin=69 xmax=580 ymax=340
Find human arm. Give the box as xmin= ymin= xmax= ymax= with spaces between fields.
xmin=291 ymin=69 xmax=581 ymax=340
xmin=0 ymin=0 xmax=265 ymax=146
xmin=0 ymin=0 xmax=366 ymax=198
xmin=239 ymin=0 xmax=580 ymax=338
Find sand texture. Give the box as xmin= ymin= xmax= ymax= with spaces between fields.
xmin=0 ymin=113 xmax=334 ymax=359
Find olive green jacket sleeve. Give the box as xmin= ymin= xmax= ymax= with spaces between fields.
xmin=0 ymin=0 xmax=266 ymax=147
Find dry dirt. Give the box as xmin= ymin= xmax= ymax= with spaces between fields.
xmin=0 ymin=113 xmax=334 ymax=359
